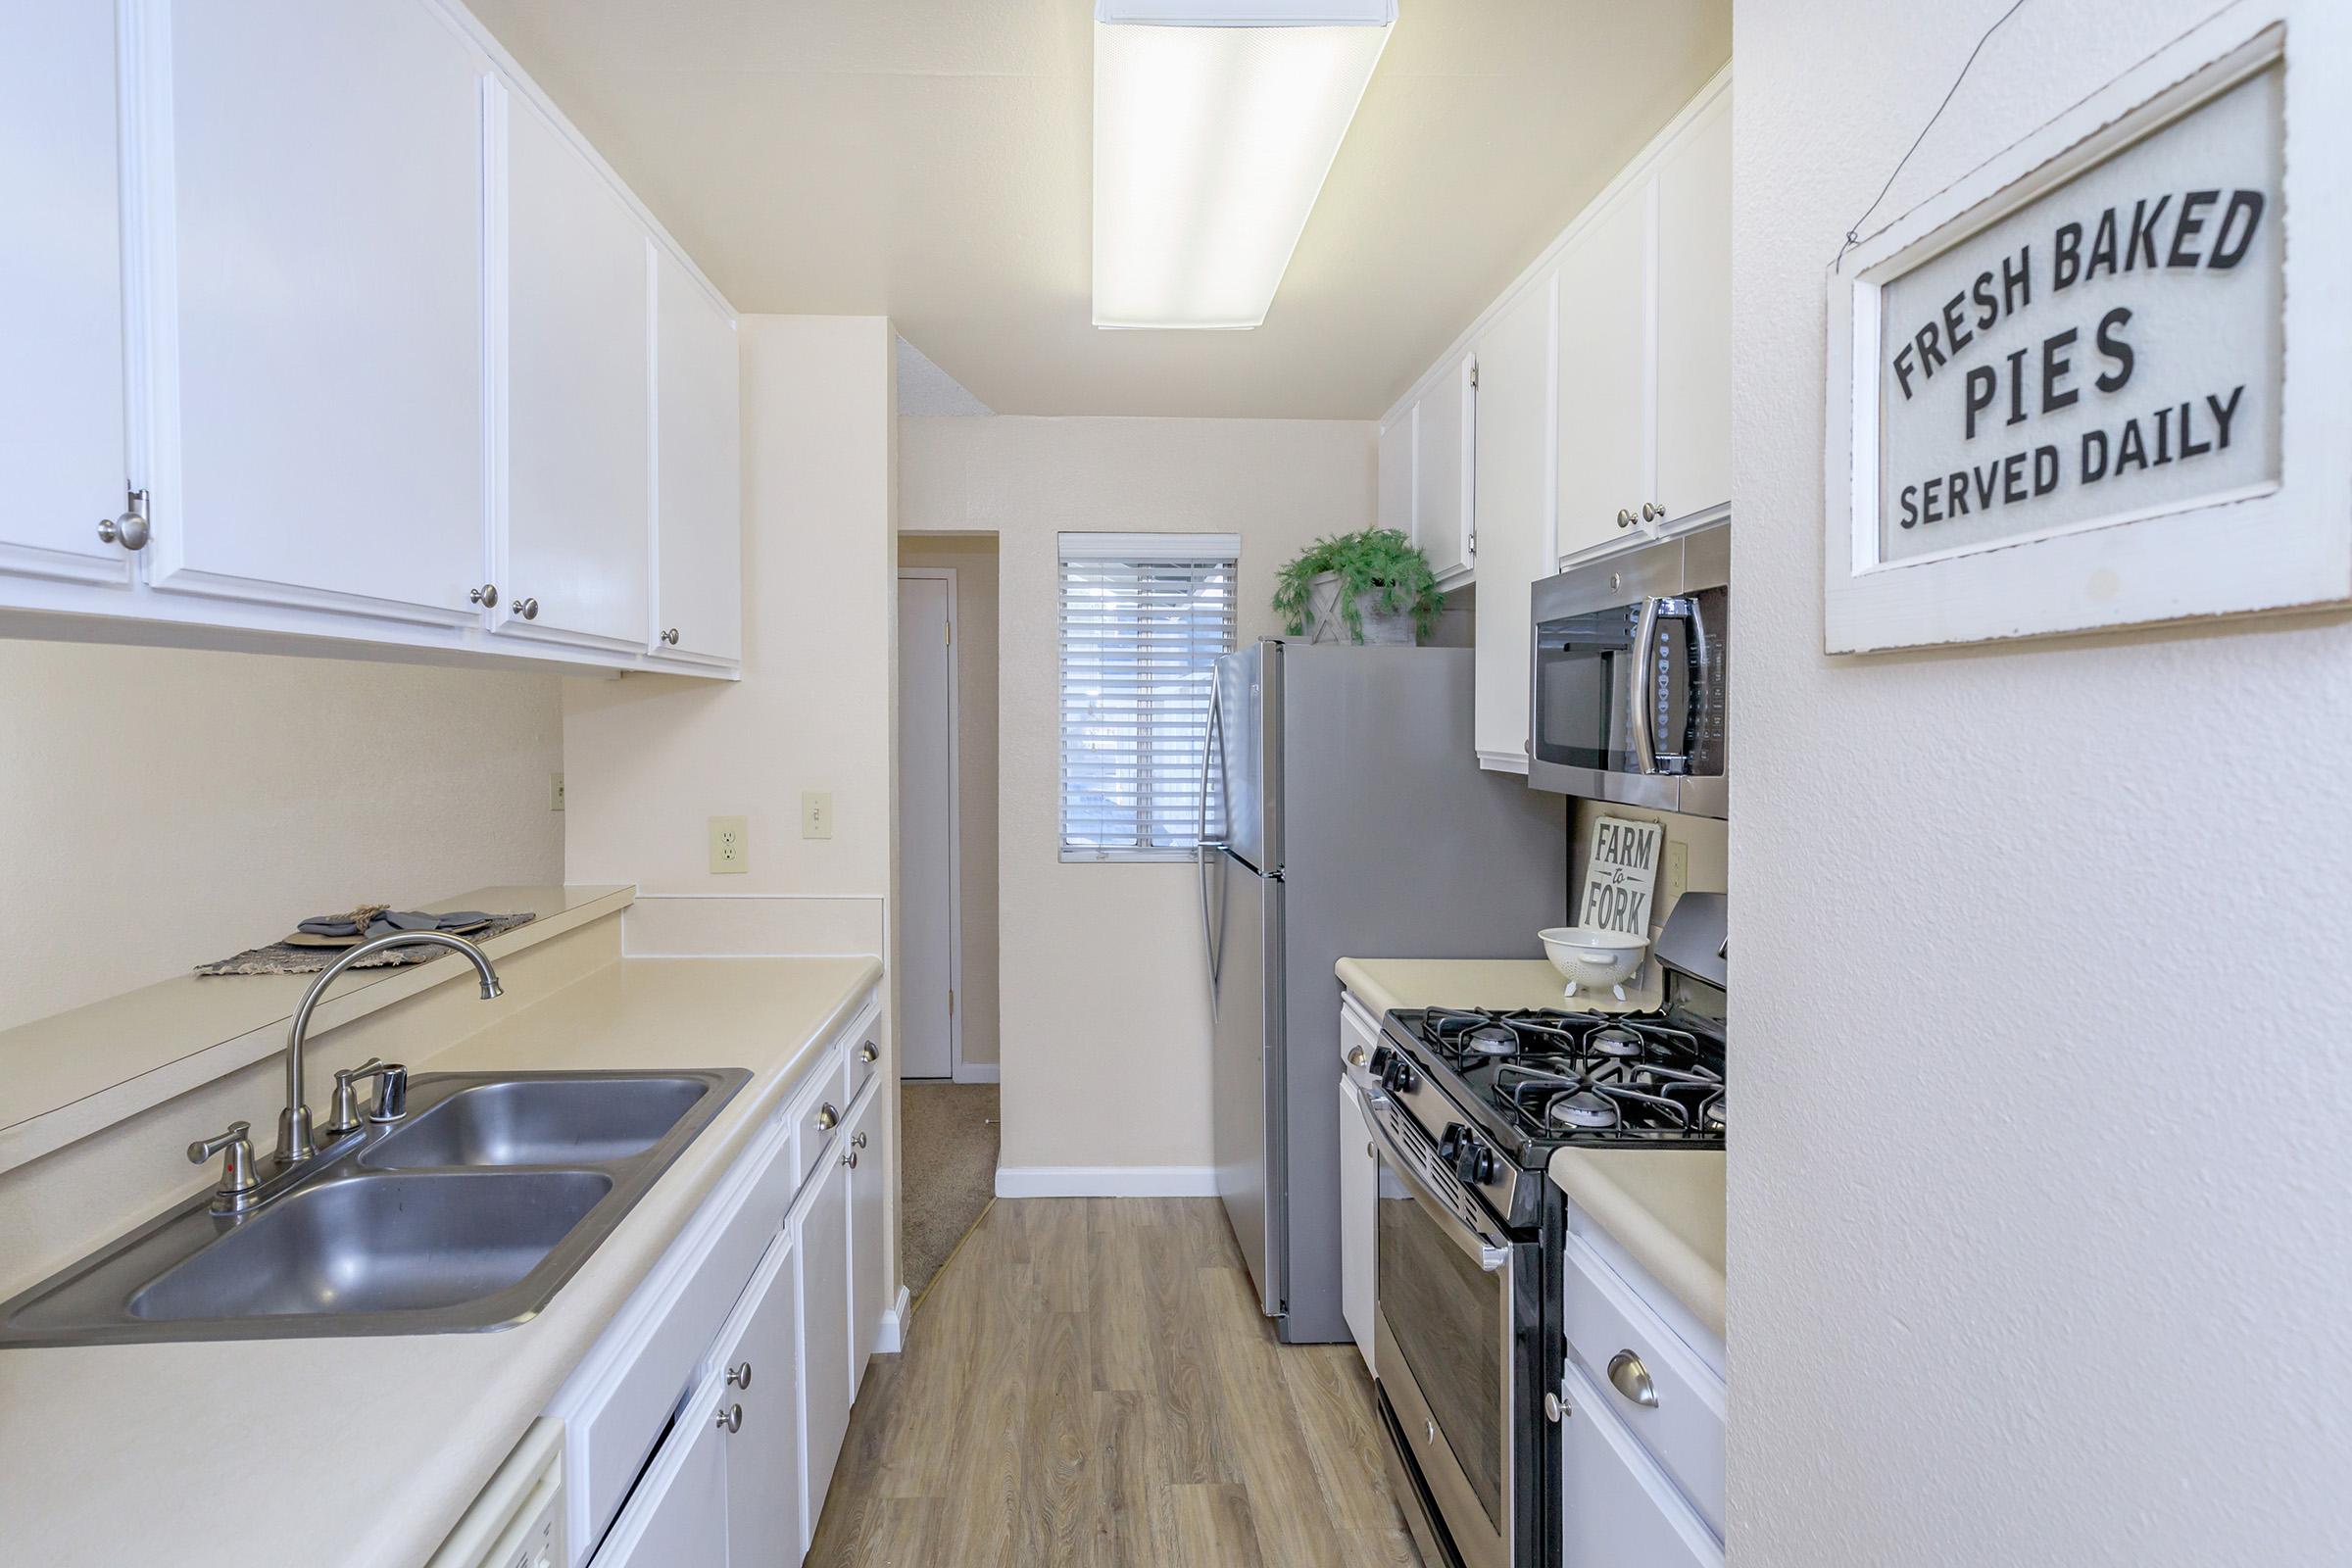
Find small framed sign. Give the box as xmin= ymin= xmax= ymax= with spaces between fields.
xmin=1823 ymin=4 xmax=2351 ymax=652
xmin=1580 ymin=815 xmax=1664 ymax=936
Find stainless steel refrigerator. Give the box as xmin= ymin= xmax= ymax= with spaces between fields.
xmin=1198 ymin=639 xmax=1566 ymax=1344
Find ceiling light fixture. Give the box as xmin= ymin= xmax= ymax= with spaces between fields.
xmin=1092 ymin=1 xmax=1396 ymax=330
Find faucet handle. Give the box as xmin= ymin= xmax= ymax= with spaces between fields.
xmin=187 ymin=1121 xmax=260 ymax=1210
xmin=323 ymin=1058 xmax=383 ymax=1137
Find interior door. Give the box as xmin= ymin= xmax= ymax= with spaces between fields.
xmin=144 ymin=0 xmax=485 ymax=623
xmin=1210 ymin=855 xmax=1282 ymax=1317
xmin=498 ymin=85 xmax=650 ymax=651
xmin=897 ymin=572 xmax=956 ymax=1079
xmin=0 ymin=0 xmax=131 ymax=586
xmin=653 ymin=247 xmax=742 ymax=662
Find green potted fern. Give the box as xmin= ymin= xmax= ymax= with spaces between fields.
xmin=1272 ymin=528 xmax=1444 ymax=646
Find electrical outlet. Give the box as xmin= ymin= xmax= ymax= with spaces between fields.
xmin=709 ymin=815 xmax=749 ymax=874
xmin=549 ymin=772 xmax=565 ymax=812
xmin=802 ymin=792 xmax=834 ymax=841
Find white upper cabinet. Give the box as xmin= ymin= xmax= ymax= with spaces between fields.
xmin=1377 ymin=410 xmax=1415 ymax=536
xmin=1555 ymin=186 xmax=1653 ymax=562
xmin=1413 ymin=353 xmax=1476 ymax=580
xmin=0 ymin=0 xmax=132 ymax=587
xmin=1651 ymin=89 xmax=1733 ymax=528
xmin=653 ymin=247 xmax=743 ymax=663
xmin=1469 ymin=272 xmax=1556 ymax=774
xmin=144 ymin=0 xmax=486 ymax=625
xmin=496 ymin=87 xmax=651 ymax=653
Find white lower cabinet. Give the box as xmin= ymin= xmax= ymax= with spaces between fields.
xmin=1337 ymin=1074 xmax=1376 ymax=1372
xmin=593 ymin=1356 xmax=732 ymax=1568
xmin=847 ymin=1087 xmax=888 ymax=1390
xmin=1558 ymin=1356 xmax=1721 ymax=1568
xmin=720 ymin=1230 xmax=805 ymax=1567
xmin=799 ymin=1115 xmax=856 ymax=1537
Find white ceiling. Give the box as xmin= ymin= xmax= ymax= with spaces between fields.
xmin=464 ymin=1 xmax=1730 ymax=418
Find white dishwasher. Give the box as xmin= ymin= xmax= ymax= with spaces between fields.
xmin=426 ymin=1418 xmax=567 ymax=1568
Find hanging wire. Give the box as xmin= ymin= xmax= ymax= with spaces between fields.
xmin=1831 ymin=0 xmax=2034 ymax=273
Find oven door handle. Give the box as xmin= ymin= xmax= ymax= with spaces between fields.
xmin=1364 ymin=1093 xmax=1510 ymax=1273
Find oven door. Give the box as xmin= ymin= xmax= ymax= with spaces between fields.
xmin=1368 ymin=1094 xmax=1516 ymax=1568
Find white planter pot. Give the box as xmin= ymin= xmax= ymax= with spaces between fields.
xmin=1303 ymin=571 xmax=1417 ymax=646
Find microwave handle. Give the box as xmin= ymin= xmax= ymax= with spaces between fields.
xmin=1628 ymin=596 xmax=1661 ymax=775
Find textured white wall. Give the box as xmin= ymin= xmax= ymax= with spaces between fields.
xmin=898 ymin=416 xmax=1377 ymax=1171
xmin=1734 ymin=2 xmax=2352 ymax=1562
xmin=0 ymin=643 xmax=564 ymax=1031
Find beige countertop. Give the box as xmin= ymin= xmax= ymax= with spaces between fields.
xmin=1549 ymin=1148 xmax=1726 ymax=1340
xmin=0 ymin=950 xmax=882 ymax=1568
xmin=1334 ymin=956 xmax=1574 ymax=1016
xmin=1335 ymin=956 xmax=1725 ymax=1341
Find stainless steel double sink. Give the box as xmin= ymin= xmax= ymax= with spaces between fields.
xmin=0 ymin=1068 xmax=749 ymax=1348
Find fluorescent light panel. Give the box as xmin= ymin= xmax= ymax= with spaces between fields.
xmin=1093 ymin=2 xmax=1395 ymax=329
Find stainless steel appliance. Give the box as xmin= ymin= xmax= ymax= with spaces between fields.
xmin=1365 ymin=893 xmax=1727 ymax=1568
xmin=1199 ymin=640 xmax=1566 ymax=1344
xmin=1528 ymin=522 xmax=1728 ymax=818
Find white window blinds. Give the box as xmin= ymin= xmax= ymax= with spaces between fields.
xmin=1058 ymin=532 xmax=1241 ymax=861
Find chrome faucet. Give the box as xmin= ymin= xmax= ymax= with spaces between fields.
xmin=275 ymin=930 xmax=504 ymax=1166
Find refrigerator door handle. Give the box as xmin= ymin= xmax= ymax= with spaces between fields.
xmin=1197 ymin=674 xmax=1226 ymax=1004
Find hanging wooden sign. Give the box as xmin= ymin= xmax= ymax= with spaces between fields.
xmin=1823 ymin=5 xmax=2350 ymax=652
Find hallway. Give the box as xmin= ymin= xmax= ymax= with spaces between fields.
xmin=808 ymin=1198 xmax=1419 ymax=1567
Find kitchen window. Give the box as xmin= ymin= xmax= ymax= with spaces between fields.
xmin=1057 ymin=532 xmax=1240 ymax=861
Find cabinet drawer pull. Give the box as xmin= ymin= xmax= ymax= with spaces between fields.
xmin=1348 ymin=1046 xmax=1367 ymax=1068
xmin=726 ymin=1361 xmax=752 ymax=1390
xmin=858 ymin=1042 xmax=879 ymax=1064
xmin=714 ymin=1402 xmax=742 ymax=1433
xmin=815 ymin=1102 xmax=839 ymax=1132
xmin=1607 ymin=1349 xmax=1658 ymax=1408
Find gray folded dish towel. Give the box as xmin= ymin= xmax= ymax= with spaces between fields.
xmin=298 ymin=910 xmax=493 ymax=939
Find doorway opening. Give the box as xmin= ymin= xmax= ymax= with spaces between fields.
xmin=897 ymin=533 xmax=1000 ymax=1298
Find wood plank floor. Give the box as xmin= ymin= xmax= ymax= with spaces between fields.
xmin=807 ymin=1198 xmax=1421 ymax=1568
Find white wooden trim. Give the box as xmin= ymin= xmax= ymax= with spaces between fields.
xmin=994 ymin=1165 xmax=1218 ymax=1198
xmin=951 ymin=1062 xmax=1002 ymax=1085
xmin=1380 ymin=64 xmax=1732 ymax=428
xmin=873 ymin=1284 xmax=914 ymax=1354
xmin=1823 ymin=6 xmax=2345 ymax=651
xmin=1477 ymin=750 xmax=1531 ymax=775
xmin=899 ymin=566 xmax=964 ymax=1084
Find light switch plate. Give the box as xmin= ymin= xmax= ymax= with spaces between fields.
xmin=802 ymin=792 xmax=833 ymax=841
xmin=549 ymin=772 xmax=565 ymax=812
xmin=709 ymin=815 xmax=749 ymax=874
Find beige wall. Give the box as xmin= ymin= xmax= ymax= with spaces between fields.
xmin=0 ymin=642 xmax=563 ymax=1032
xmin=1736 ymin=2 xmax=2352 ymax=1561
xmin=898 ymin=415 xmax=1377 ymax=1173
xmin=897 ymin=535 xmax=1001 ymax=1070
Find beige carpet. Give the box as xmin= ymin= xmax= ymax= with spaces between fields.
xmin=898 ymin=1081 xmax=999 ymax=1299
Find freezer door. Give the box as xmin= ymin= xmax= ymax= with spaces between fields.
xmin=1214 ymin=642 xmax=1282 ymax=874
xmin=1209 ymin=852 xmax=1285 ymax=1318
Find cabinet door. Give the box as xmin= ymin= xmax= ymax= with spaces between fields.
xmin=1338 ymin=1075 xmax=1376 ymax=1373
xmin=144 ymin=0 xmax=485 ymax=624
xmin=1377 ymin=410 xmax=1415 ymax=537
xmin=1414 ymin=356 xmax=1474 ymax=579
xmin=801 ymin=1135 xmax=855 ymax=1526
xmin=1652 ymin=92 xmax=1732 ymax=528
xmin=498 ymin=87 xmax=650 ymax=652
xmin=653 ymin=247 xmax=741 ymax=662
xmin=592 ymin=1361 xmax=731 ymax=1568
xmin=1469 ymin=272 xmax=1556 ymax=773
xmin=1554 ymin=186 xmax=1653 ymax=563
xmin=1559 ymin=1360 xmax=1721 ymax=1568
xmin=847 ymin=1088 xmax=889 ymax=1390
xmin=723 ymin=1234 xmax=805 ymax=1568
xmin=0 ymin=0 xmax=132 ymax=587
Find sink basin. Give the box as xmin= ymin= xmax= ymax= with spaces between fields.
xmin=129 ymin=1171 xmax=612 ymax=1320
xmin=0 ymin=1066 xmax=748 ymax=1347
xmin=363 ymin=1076 xmax=713 ymax=1168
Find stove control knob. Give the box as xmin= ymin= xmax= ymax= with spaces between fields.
xmin=1380 ymin=1054 xmax=1416 ymax=1095
xmin=1454 ymin=1138 xmax=1496 ymax=1185
xmin=1437 ymin=1122 xmax=1468 ymax=1162
xmin=1367 ymin=1044 xmax=1395 ymax=1080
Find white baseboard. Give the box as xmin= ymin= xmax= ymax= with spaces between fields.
xmin=874 ymin=1285 xmax=913 ymax=1353
xmin=995 ymin=1165 xmax=1217 ymax=1199
xmin=951 ymin=1062 xmax=1001 ymax=1085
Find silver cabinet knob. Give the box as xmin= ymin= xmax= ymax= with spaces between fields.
xmin=97 ymin=491 xmax=150 ymax=551
xmin=726 ymin=1361 xmax=752 ymax=1390
xmin=1607 ymin=1350 xmax=1658 ymax=1408
xmin=1641 ymin=501 xmax=1664 ymax=522
xmin=1616 ymin=508 xmax=1636 ymax=529
xmin=852 ymin=1130 xmax=868 ymax=1150
xmin=815 ymin=1102 xmax=839 ymax=1132
xmin=1348 ymin=1047 xmax=1367 ymax=1068
xmin=858 ymin=1043 xmax=879 ymax=1064
xmin=1366 ymin=1142 xmax=1375 ymax=1159
xmin=1544 ymin=1391 xmax=1566 ymax=1422
xmin=513 ymin=597 xmax=538 ymax=621
xmin=713 ymin=1403 xmax=742 ymax=1433
xmin=662 ymin=627 xmax=680 ymax=646
xmin=843 ymin=1150 xmax=858 ymax=1168
xmin=469 ymin=583 xmax=500 ymax=608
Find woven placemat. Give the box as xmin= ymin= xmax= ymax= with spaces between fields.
xmin=194 ymin=912 xmax=537 ymax=977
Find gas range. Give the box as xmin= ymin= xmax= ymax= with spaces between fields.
xmin=1371 ymin=1004 xmax=1725 ymax=1234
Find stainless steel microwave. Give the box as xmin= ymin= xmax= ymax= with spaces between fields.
xmin=1527 ymin=521 xmax=1727 ymax=818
